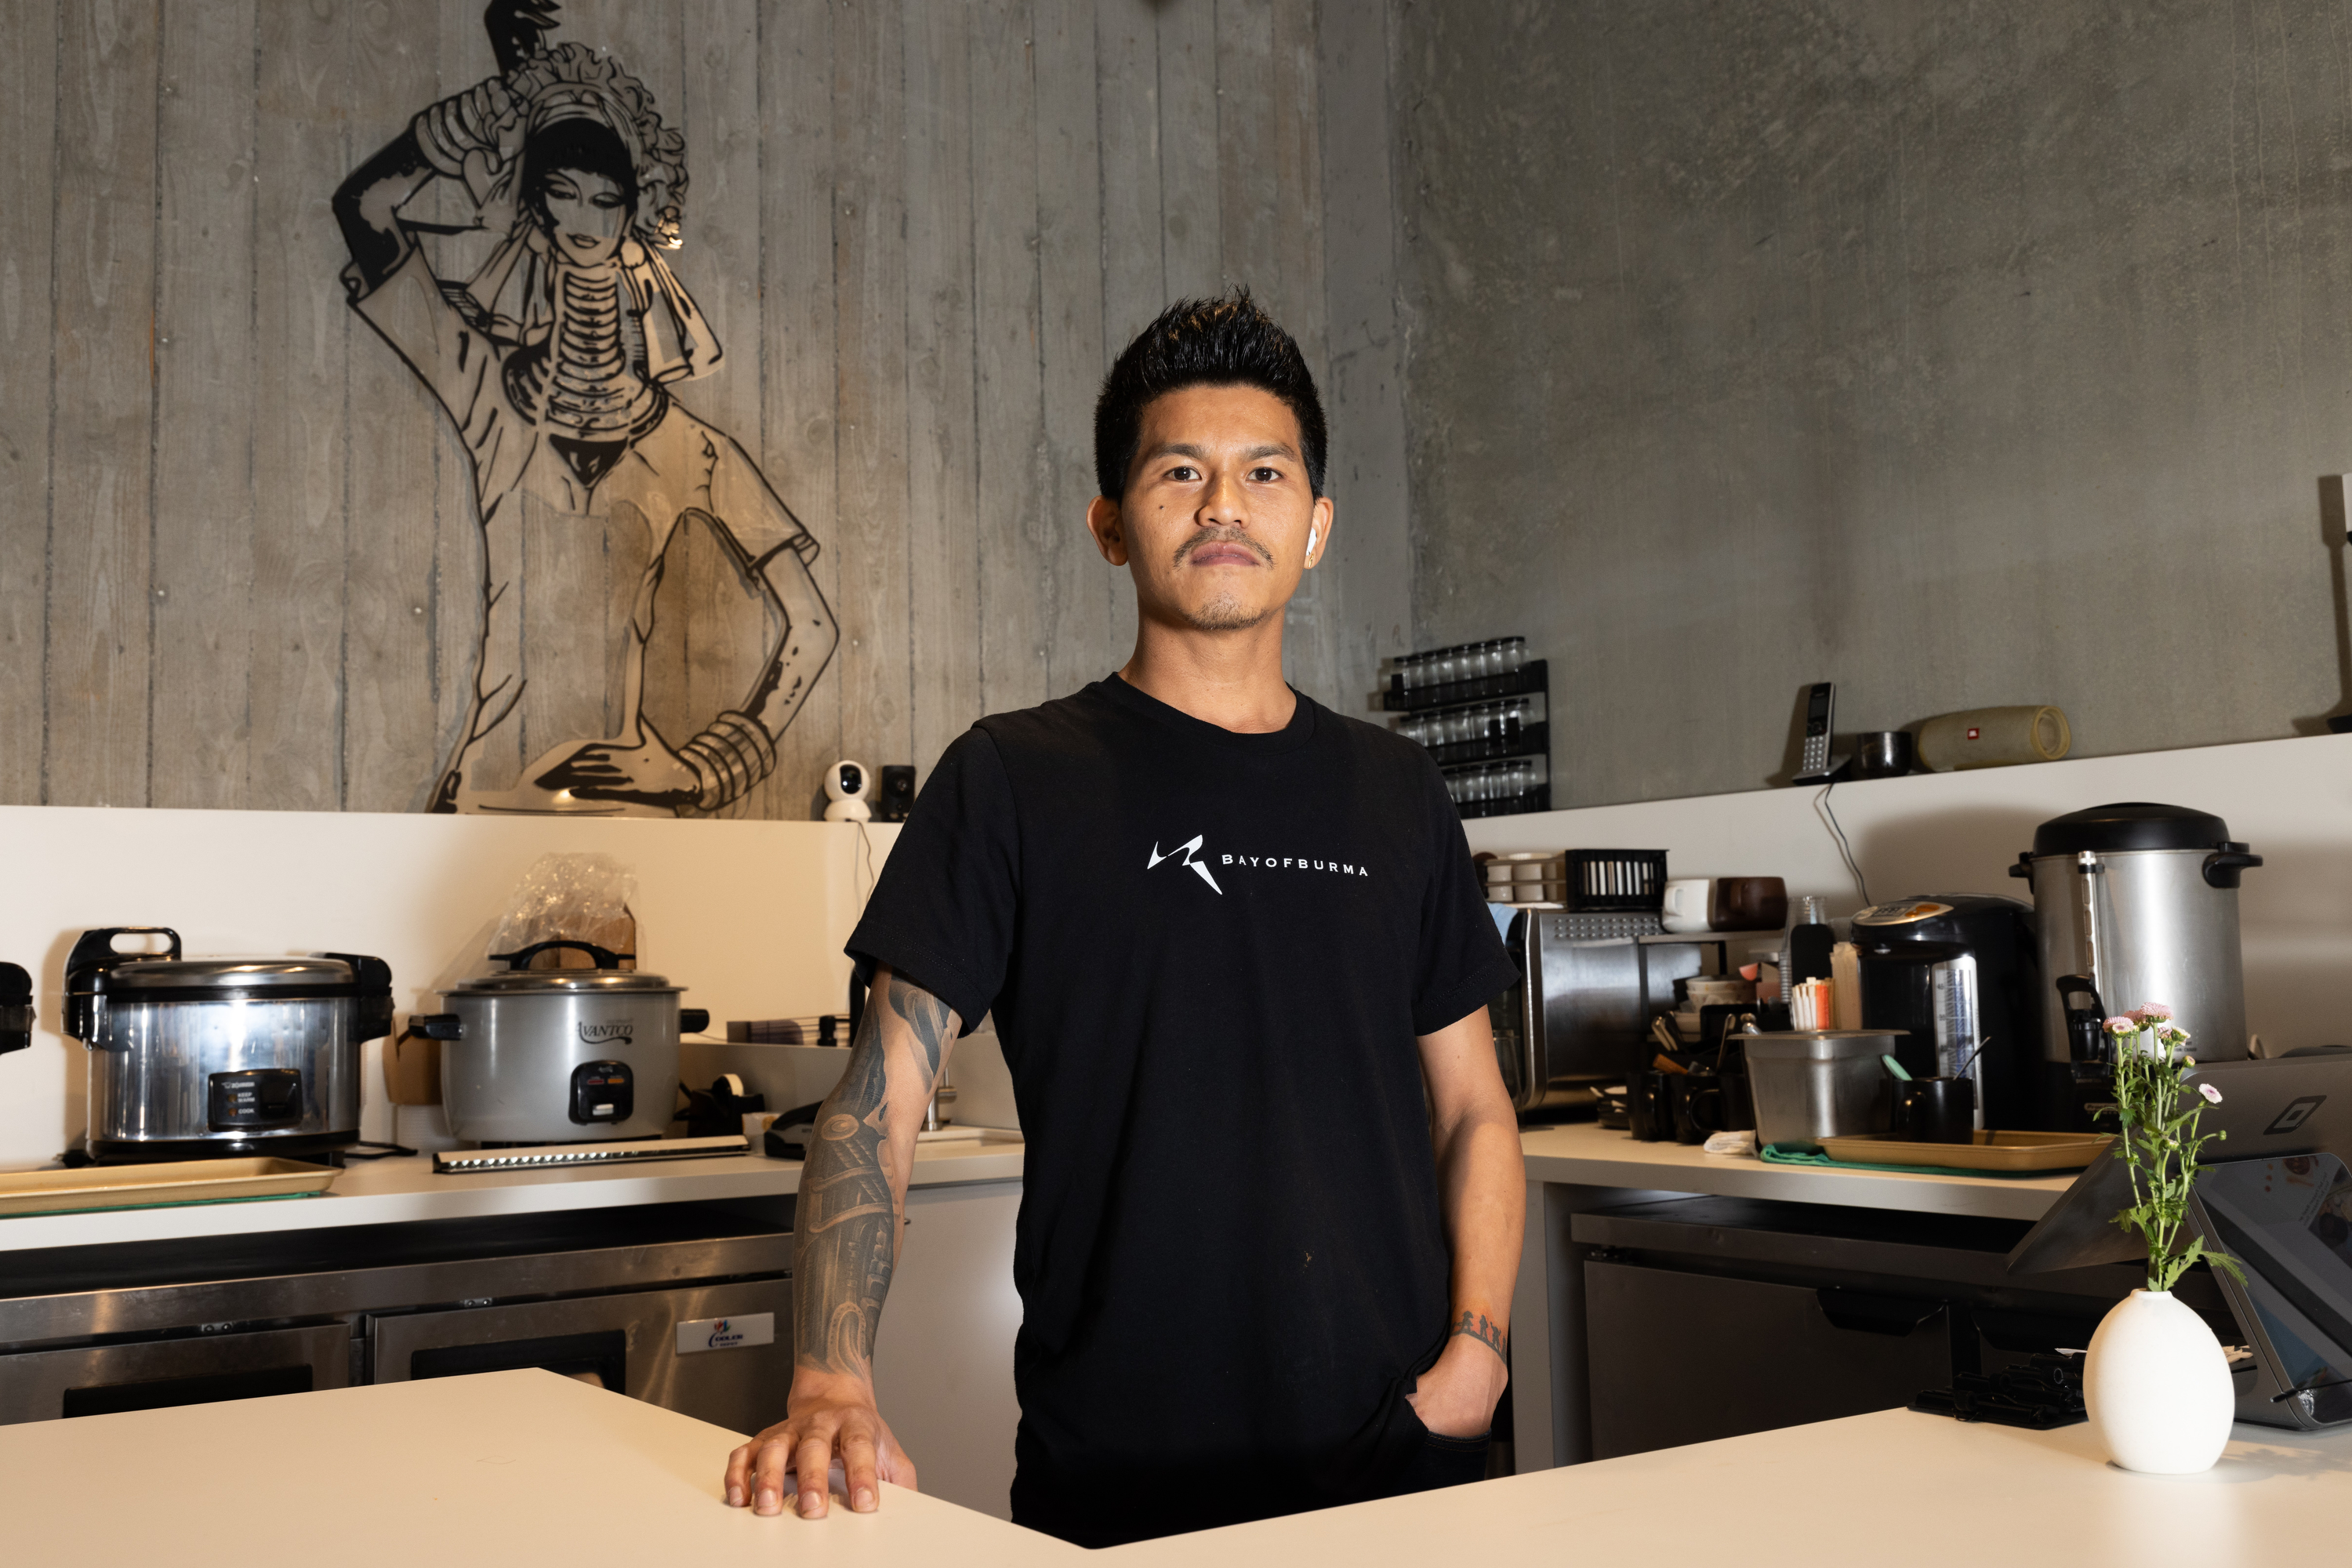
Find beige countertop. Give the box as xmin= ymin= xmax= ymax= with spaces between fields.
xmin=6 ymin=1367 xmax=2343 ymax=1566
xmin=0 ymin=1134 xmax=1025 ymax=1254
xmin=0 ymin=1119 xmax=2082 ymax=1254
xmin=1520 ymin=1119 xmax=2081 ymax=1221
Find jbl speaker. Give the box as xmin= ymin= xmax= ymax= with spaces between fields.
xmin=1915 ymin=706 xmax=2070 ymax=772
xmin=877 ymin=764 xmax=916 ymax=822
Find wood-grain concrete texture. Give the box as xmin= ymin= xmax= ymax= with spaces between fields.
xmin=0 ymin=0 xmax=1399 ymax=817
xmin=1391 ymin=0 xmax=2352 ymax=808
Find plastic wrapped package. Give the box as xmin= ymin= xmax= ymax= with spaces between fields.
xmin=485 ymin=853 xmax=639 ymax=968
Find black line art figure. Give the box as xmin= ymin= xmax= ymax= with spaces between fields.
xmin=335 ymin=2 xmax=837 ymax=815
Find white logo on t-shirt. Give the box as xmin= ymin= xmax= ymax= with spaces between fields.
xmin=1149 ymin=836 xmax=1374 ymax=892
xmin=1147 ymin=835 xmax=1224 ymax=895
xmin=1143 ymin=832 xmax=1223 ymax=893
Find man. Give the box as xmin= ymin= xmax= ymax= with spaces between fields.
xmin=724 ymin=294 xmax=1526 ymax=1546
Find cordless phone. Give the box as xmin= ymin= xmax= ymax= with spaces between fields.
xmin=1795 ymin=682 xmax=1835 ymax=782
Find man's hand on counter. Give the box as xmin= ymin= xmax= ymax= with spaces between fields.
xmin=725 ymin=1369 xmax=918 ymax=1518
xmin=1407 ymin=1326 xmax=1511 ymax=1439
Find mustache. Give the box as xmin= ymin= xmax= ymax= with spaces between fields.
xmin=1175 ymin=528 xmax=1274 ymax=566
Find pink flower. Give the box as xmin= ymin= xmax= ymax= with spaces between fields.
xmin=2103 ymin=1016 xmax=2139 ymax=1036
xmin=2133 ymin=1004 xmax=2175 ymax=1023
xmin=2199 ymin=1083 xmax=2223 ymax=1104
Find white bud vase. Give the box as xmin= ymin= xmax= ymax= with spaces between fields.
xmin=2082 ymin=1288 xmax=2234 ymax=1473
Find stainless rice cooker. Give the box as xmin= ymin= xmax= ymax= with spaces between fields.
xmin=416 ymin=941 xmax=708 ymax=1145
xmin=63 ymin=927 xmax=393 ymax=1163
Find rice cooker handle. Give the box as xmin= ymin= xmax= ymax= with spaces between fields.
xmin=680 ymin=1009 xmax=711 ymax=1034
xmin=0 ymin=961 xmax=31 ymax=1057
xmin=66 ymin=927 xmax=183 ymax=971
xmin=63 ymin=927 xmax=183 ymax=1047
xmin=408 ymin=1014 xmax=465 ymax=1041
xmin=323 ymin=953 xmax=396 ymax=1042
xmin=488 ymin=938 xmax=622 ymax=972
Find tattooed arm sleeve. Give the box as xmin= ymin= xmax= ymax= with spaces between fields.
xmin=792 ymin=966 xmax=963 ymax=1384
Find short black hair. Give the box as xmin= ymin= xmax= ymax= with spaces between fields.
xmin=521 ymin=117 xmax=640 ymax=227
xmin=1094 ymin=292 xmax=1327 ymax=500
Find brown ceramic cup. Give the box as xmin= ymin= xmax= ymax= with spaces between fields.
xmin=1709 ymin=876 xmax=1789 ymax=932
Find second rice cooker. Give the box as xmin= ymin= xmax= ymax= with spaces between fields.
xmin=416 ymin=941 xmax=709 ymax=1144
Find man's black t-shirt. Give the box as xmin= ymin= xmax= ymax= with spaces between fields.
xmin=846 ymin=674 xmax=1515 ymax=1544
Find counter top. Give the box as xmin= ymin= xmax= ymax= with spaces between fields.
xmin=7 ymin=1367 xmax=2345 ymax=1566
xmin=0 ymin=1135 xmax=1025 ymax=1254
xmin=1520 ymin=1120 xmax=2078 ymax=1221
xmin=0 ymin=1119 xmax=2081 ymax=1255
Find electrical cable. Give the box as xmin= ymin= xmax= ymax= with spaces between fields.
xmin=1815 ymin=779 xmax=1871 ymax=906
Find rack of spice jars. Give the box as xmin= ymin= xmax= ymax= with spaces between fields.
xmin=1380 ymin=637 xmax=1550 ymax=817
xmin=1393 ymin=692 xmax=1548 ymax=768
xmin=1380 ymin=637 xmax=1541 ymax=711
xmin=1441 ymin=755 xmax=1549 ymax=818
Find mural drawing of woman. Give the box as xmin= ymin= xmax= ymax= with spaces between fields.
xmin=335 ymin=4 xmax=836 ymax=815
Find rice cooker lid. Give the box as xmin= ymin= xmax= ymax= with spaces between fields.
xmin=2030 ymin=801 xmax=2240 ymax=857
xmin=454 ymin=967 xmax=679 ymax=996
xmin=65 ymin=928 xmax=390 ymax=1002
xmin=452 ymin=941 xmax=678 ymax=996
xmin=102 ymin=956 xmax=371 ymax=994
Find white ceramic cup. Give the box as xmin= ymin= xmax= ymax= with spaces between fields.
xmin=1661 ymin=877 xmax=1712 ymax=932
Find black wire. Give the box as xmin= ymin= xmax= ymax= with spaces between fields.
xmin=332 ymin=1140 xmax=418 ymax=1163
xmin=1816 ymin=780 xmax=1870 ymax=906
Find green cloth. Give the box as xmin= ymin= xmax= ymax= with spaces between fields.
xmin=1759 ymin=1143 xmax=2063 ymax=1180
xmin=2 ymin=1190 xmax=322 ymax=1223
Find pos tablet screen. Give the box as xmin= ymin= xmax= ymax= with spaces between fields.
xmin=2190 ymin=1153 xmax=2352 ymax=1426
xmin=2007 ymin=1054 xmax=2352 ymax=1276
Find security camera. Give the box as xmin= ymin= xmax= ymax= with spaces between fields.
xmin=823 ymin=760 xmax=873 ymax=822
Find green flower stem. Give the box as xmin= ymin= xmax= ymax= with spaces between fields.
xmin=2107 ymin=1026 xmax=2244 ymax=1294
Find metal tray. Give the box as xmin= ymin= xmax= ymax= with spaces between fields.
xmin=1816 ymin=1131 xmax=2114 ymax=1173
xmin=0 ymin=1157 xmax=339 ymax=1218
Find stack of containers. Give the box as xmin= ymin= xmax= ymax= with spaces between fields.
xmin=1481 ymin=851 xmax=1566 ymax=905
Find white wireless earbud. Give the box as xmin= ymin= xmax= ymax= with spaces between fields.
xmin=1307 ymin=524 xmax=1320 ymax=557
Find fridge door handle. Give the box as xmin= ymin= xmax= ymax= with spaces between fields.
xmin=1816 ymin=1287 xmax=1944 ymax=1337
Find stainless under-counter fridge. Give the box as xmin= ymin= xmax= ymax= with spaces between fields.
xmin=0 ymin=1205 xmax=791 ymax=1431
xmin=1572 ymin=1195 xmax=2230 ymax=1460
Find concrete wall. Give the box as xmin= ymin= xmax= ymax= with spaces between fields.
xmin=1392 ymin=0 xmax=2352 ymax=807
xmin=1316 ymin=0 xmax=1417 ymax=706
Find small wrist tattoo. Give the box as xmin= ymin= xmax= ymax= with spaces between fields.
xmin=1451 ymin=1309 xmax=1507 ymax=1363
